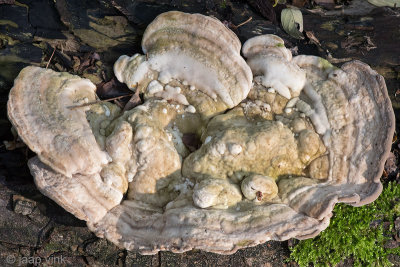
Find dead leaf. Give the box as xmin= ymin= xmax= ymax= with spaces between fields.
xmin=72 ymin=56 xmax=81 ymax=72
xmin=97 ymin=78 xmax=128 ymax=97
xmin=341 ymin=36 xmax=363 ymax=51
xmin=246 ymin=0 xmax=277 ymax=24
xmin=305 ymin=31 xmax=321 ymax=46
xmin=3 ymin=140 xmax=25 ymax=150
xmin=281 ymin=8 xmax=304 ymax=39
xmin=368 ymin=0 xmax=400 ymax=7
xmin=91 ymin=52 xmax=101 ymax=61
xmin=363 ymin=36 xmax=377 ymax=51
xmin=341 ymin=35 xmax=377 ymax=52
xmin=78 ymin=57 xmax=92 ymax=72
xmin=77 ymin=52 xmax=100 ymax=73
xmin=384 ymin=152 xmax=397 ymax=174
xmin=123 ymin=88 xmax=142 ymax=111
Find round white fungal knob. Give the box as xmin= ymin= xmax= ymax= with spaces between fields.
xmin=241 ymin=174 xmax=278 ymax=201
xmin=228 ymin=143 xmax=242 ymax=155
xmin=193 ymin=179 xmax=242 ymax=209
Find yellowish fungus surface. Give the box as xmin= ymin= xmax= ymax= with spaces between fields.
xmin=7 ymin=11 xmax=395 ymax=255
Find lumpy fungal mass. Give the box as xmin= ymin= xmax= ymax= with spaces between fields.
xmin=7 ymin=11 xmax=395 ymax=254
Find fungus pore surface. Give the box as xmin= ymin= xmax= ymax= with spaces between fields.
xmin=7 ymin=11 xmax=395 ymax=254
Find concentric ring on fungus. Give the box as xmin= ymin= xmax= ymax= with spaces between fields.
xmin=7 ymin=11 xmax=395 ymax=254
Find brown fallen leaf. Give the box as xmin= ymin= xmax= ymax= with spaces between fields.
xmin=246 ymin=0 xmax=277 ymax=24
xmin=384 ymin=152 xmax=397 ymax=174
xmin=306 ymin=31 xmax=322 ymax=46
xmin=341 ymin=35 xmax=364 ymax=52
xmin=92 ymin=52 xmax=101 ymax=61
xmin=363 ymin=36 xmax=377 ymax=51
xmin=3 ymin=139 xmax=25 ymax=151
xmin=305 ymin=31 xmax=352 ymax=64
xmin=78 ymin=57 xmax=92 ymax=72
xmin=123 ymin=87 xmax=142 ymax=111
xmin=96 ymin=78 xmax=132 ymax=99
xmin=72 ymin=56 xmax=81 ymax=72
xmin=341 ymin=35 xmax=377 ymax=52
xmin=77 ymin=52 xmax=100 ymax=73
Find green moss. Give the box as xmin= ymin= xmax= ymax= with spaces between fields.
xmin=318 ymin=57 xmax=335 ymax=70
xmin=289 ymin=182 xmax=400 ymax=267
xmin=220 ymin=0 xmax=227 ymax=8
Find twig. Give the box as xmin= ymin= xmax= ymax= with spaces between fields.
xmin=68 ymin=93 xmax=134 ymax=109
xmin=232 ymin=17 xmax=252 ymax=29
xmin=326 ymin=53 xmax=353 ymax=64
xmin=46 ymin=46 xmax=56 ymax=69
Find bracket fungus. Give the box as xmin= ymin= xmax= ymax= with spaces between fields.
xmin=242 ymin=34 xmax=306 ymax=99
xmin=113 ymin=11 xmax=253 ymax=120
xmin=7 ymin=11 xmax=395 ymax=255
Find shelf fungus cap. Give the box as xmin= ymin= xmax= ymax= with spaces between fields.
xmin=91 ymin=56 xmax=394 ymax=255
xmin=242 ymin=34 xmax=292 ymax=61
xmin=7 ymin=66 xmax=110 ymax=178
xmin=114 ymin=11 xmax=253 ymax=118
xmin=276 ymin=57 xmax=395 ymax=220
xmin=243 ymin=34 xmax=306 ymax=99
xmin=7 ymin=66 xmax=122 ymax=223
xmin=7 ymin=27 xmax=395 ymax=256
